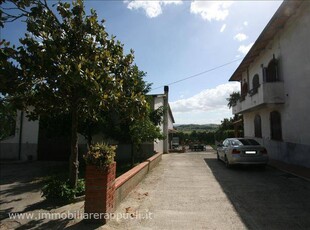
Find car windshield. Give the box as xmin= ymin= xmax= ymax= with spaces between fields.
xmin=237 ymin=139 xmax=260 ymax=146
xmin=230 ymin=140 xmax=243 ymax=146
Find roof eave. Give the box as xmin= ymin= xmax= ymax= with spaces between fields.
xmin=228 ymin=0 xmax=303 ymax=82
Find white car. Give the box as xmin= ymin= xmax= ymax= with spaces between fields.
xmin=217 ymin=138 xmax=269 ymax=168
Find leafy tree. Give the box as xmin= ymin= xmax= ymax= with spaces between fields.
xmin=0 ymin=0 xmax=149 ymax=188
xmin=97 ymin=101 xmax=164 ymax=166
xmin=129 ymin=111 xmax=164 ymax=165
xmin=149 ymin=105 xmax=164 ymax=126
xmin=214 ymin=115 xmax=243 ymax=141
xmin=0 ymin=101 xmax=17 ymax=140
xmin=174 ymin=130 xmax=215 ymax=145
xmin=218 ymin=118 xmax=234 ymax=131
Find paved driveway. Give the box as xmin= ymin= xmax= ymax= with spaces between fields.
xmin=104 ymin=149 xmax=310 ymax=229
xmin=1 ymin=149 xmax=310 ymax=229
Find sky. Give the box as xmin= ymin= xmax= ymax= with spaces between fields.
xmin=1 ymin=0 xmax=283 ymax=124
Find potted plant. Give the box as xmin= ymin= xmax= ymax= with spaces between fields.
xmin=84 ymin=143 xmax=116 ymax=170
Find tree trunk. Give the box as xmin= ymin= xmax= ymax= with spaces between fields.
xmin=69 ymin=105 xmax=79 ymax=188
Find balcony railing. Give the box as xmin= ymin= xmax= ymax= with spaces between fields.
xmin=248 ymin=86 xmax=259 ymax=96
xmin=232 ymin=82 xmax=285 ymax=114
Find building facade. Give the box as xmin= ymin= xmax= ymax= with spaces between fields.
xmin=0 ymin=110 xmax=39 ymax=161
xmin=150 ymin=86 xmax=175 ymax=154
xmin=0 ymin=86 xmax=175 ymax=160
xmin=229 ymin=1 xmax=310 ymax=168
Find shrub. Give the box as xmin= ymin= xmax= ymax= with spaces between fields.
xmin=84 ymin=143 xmax=116 ymax=169
xmin=227 ymin=91 xmax=241 ymax=108
xmin=215 ymin=130 xmax=236 ymax=142
xmin=42 ymin=177 xmax=85 ymax=202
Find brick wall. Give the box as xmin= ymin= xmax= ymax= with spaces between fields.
xmin=115 ymin=152 xmax=162 ymax=207
xmin=84 ymin=162 xmax=116 ymax=223
xmin=84 ymin=153 xmax=163 ymax=224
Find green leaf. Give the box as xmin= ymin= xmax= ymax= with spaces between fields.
xmin=1 ymin=0 xmax=153 ymax=189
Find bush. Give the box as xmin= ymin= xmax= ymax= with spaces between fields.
xmin=215 ymin=130 xmax=235 ymax=142
xmin=84 ymin=143 xmax=116 ymax=169
xmin=42 ymin=177 xmax=85 ymax=202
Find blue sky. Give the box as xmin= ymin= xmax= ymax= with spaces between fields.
xmin=1 ymin=0 xmax=283 ymax=124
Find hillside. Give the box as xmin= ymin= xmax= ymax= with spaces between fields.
xmin=174 ymin=124 xmax=219 ymax=133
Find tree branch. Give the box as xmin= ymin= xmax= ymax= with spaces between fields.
xmin=2 ymin=14 xmax=26 ymax=23
xmin=40 ymin=0 xmax=61 ymax=26
xmin=8 ymin=0 xmax=31 ymax=14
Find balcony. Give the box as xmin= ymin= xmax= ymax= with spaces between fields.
xmin=232 ymin=82 xmax=285 ymax=114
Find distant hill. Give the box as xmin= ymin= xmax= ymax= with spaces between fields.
xmin=174 ymin=124 xmax=219 ymax=133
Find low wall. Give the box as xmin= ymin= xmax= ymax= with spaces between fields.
xmin=114 ymin=152 xmax=162 ymax=207
xmin=147 ymin=153 xmax=162 ymax=171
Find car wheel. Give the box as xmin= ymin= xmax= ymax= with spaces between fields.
xmin=225 ymin=155 xmax=231 ymax=168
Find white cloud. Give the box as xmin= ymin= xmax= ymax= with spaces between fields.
xmin=170 ymin=82 xmax=239 ymax=124
xmin=170 ymin=82 xmax=239 ymax=113
xmin=243 ymin=21 xmax=248 ymax=26
xmin=125 ymin=0 xmax=182 ymax=18
xmin=238 ymin=42 xmax=254 ymax=54
xmin=220 ymin=24 xmax=226 ymax=32
xmin=190 ymin=1 xmax=234 ymax=21
xmin=234 ymin=33 xmax=248 ymax=42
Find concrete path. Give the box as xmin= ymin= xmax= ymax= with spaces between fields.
xmin=103 ymin=150 xmax=246 ymax=230
xmin=102 ymin=148 xmax=310 ymax=230
xmin=2 ymin=148 xmax=310 ymax=229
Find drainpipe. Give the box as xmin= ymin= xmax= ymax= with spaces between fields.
xmin=246 ymin=67 xmax=249 ymax=85
xmin=18 ymin=111 xmax=24 ymax=161
xmin=163 ymin=86 xmax=169 ymax=153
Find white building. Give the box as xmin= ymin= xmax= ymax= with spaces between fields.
xmin=149 ymin=86 xmax=175 ymax=154
xmin=0 ymin=86 xmax=175 ymax=160
xmin=229 ymin=1 xmax=310 ymax=168
xmin=0 ymin=110 xmax=39 ymax=161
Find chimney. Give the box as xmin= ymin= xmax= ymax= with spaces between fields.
xmin=164 ymin=85 xmax=169 ymax=94
xmin=163 ymin=86 xmax=169 ymax=153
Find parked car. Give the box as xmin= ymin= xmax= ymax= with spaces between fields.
xmin=172 ymin=137 xmax=180 ymax=149
xmin=189 ymin=143 xmax=205 ymax=151
xmin=217 ymin=138 xmax=268 ymax=168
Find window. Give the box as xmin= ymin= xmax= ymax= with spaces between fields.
xmin=270 ymin=111 xmax=282 ymax=141
xmin=266 ymin=58 xmax=278 ymax=82
xmin=237 ymin=139 xmax=260 ymax=146
xmin=251 ymin=74 xmax=260 ymax=95
xmin=241 ymin=82 xmax=248 ymax=101
xmin=254 ymin=115 xmax=262 ymax=138
xmin=231 ymin=140 xmax=242 ymax=146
